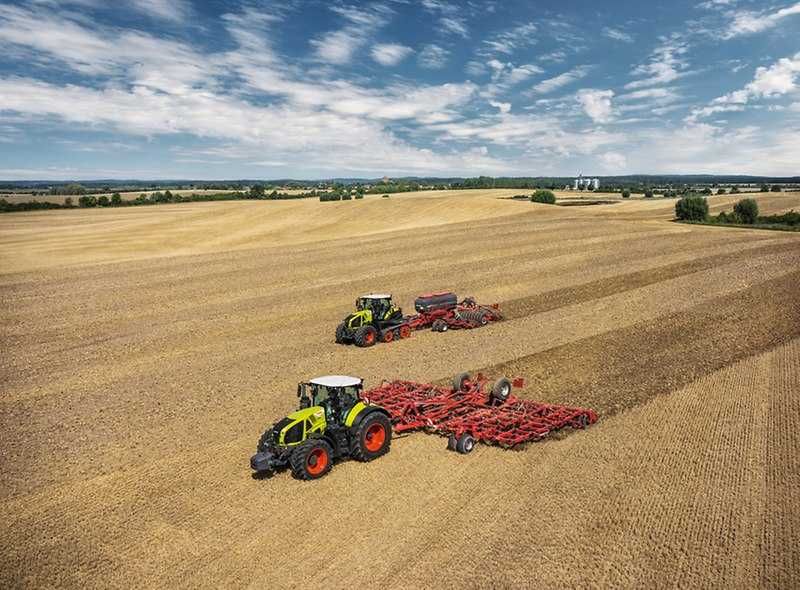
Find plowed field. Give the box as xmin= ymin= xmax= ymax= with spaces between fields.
xmin=1 ymin=190 xmax=799 ymax=588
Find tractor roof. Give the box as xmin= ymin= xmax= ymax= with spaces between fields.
xmin=309 ymin=375 xmax=363 ymax=388
xmin=360 ymin=293 xmax=392 ymax=299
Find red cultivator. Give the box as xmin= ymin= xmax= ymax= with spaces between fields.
xmin=361 ymin=372 xmax=598 ymax=453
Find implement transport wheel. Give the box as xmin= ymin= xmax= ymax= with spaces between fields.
xmin=354 ymin=325 xmax=378 ymax=347
xmin=475 ymin=310 xmax=490 ymax=326
xmin=352 ymin=412 xmax=392 ymax=461
xmin=432 ymin=319 xmax=448 ymax=332
xmin=382 ymin=329 xmax=394 ymax=343
xmin=290 ymin=439 xmax=333 ymax=480
xmin=335 ymin=323 xmax=349 ymax=344
xmin=573 ymin=414 xmax=590 ymax=429
xmin=455 ymin=433 xmax=475 ymax=454
xmin=447 ymin=433 xmax=457 ymax=451
xmin=399 ymin=325 xmax=411 ymax=339
xmin=452 ymin=372 xmax=470 ymax=392
xmin=490 ymin=378 xmax=512 ymax=404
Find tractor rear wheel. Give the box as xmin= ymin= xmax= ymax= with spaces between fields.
xmin=335 ymin=323 xmax=349 ymax=344
xmin=351 ymin=412 xmax=392 ymax=461
xmin=290 ymin=439 xmax=333 ymax=480
xmin=354 ymin=325 xmax=378 ymax=347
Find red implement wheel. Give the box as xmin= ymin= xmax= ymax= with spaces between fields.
xmin=383 ymin=330 xmax=394 ymax=343
xmin=399 ymin=325 xmax=411 ymax=339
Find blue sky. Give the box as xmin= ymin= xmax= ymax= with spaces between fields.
xmin=0 ymin=0 xmax=798 ymax=180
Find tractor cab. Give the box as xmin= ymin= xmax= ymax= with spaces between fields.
xmin=354 ymin=294 xmax=400 ymax=323
xmin=298 ymin=375 xmax=363 ymax=423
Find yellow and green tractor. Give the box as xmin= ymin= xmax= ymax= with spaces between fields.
xmin=335 ymin=293 xmax=409 ymax=346
xmin=250 ymin=375 xmax=392 ymax=480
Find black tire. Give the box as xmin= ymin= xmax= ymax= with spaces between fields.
xmin=354 ymin=325 xmax=378 ymax=347
xmin=351 ymin=411 xmax=392 ymax=461
xmin=455 ymin=433 xmax=475 ymax=454
xmin=491 ymin=378 xmax=512 ymax=403
xmin=335 ymin=323 xmax=349 ymax=344
xmin=432 ymin=319 xmax=448 ymax=332
xmin=452 ymin=372 xmax=470 ymax=392
xmin=447 ymin=433 xmax=457 ymax=451
xmin=290 ymin=439 xmax=333 ymax=480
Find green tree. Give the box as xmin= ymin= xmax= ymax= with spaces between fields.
xmin=675 ymin=196 xmax=708 ymax=221
xmin=78 ymin=195 xmax=97 ymax=208
xmin=250 ymin=184 xmax=265 ymax=199
xmin=701 ymin=187 xmax=713 ymax=195
xmin=111 ymin=193 xmax=122 ymax=206
xmin=733 ymin=198 xmax=759 ymax=224
xmin=731 ymin=186 xmax=740 ymax=194
xmin=530 ymin=189 xmax=556 ymax=204
xmin=64 ymin=197 xmax=74 ymax=207
xmin=644 ymin=189 xmax=654 ymax=198
xmin=621 ymin=189 xmax=630 ymax=199
xmin=760 ymin=184 xmax=770 ymax=192
xmin=717 ymin=188 xmax=726 ymax=195
xmin=97 ymin=195 xmax=110 ymax=207
xmin=771 ymin=184 xmax=782 ymax=192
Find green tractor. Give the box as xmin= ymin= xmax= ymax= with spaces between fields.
xmin=250 ymin=376 xmax=392 ymax=480
xmin=335 ymin=293 xmax=408 ymax=346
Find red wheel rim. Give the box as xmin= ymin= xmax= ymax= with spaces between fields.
xmin=306 ymin=447 xmax=328 ymax=475
xmin=364 ymin=423 xmax=386 ymax=452
xmin=383 ymin=330 xmax=394 ymax=343
xmin=400 ymin=326 xmax=410 ymax=338
xmin=365 ymin=331 xmax=375 ymax=344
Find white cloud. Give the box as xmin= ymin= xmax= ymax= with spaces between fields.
xmin=440 ymin=17 xmax=468 ymax=37
xmin=577 ymin=89 xmax=614 ymax=123
xmin=489 ymin=100 xmax=511 ymax=114
xmin=310 ymin=4 xmax=392 ymax=65
xmin=481 ymin=22 xmax=537 ymax=55
xmin=539 ymin=51 xmax=566 ymax=63
xmin=418 ymin=44 xmax=449 ymax=69
xmin=625 ymin=36 xmax=689 ymax=89
xmin=130 ymin=0 xmax=191 ymax=22
xmin=529 ymin=66 xmax=590 ymax=94
xmin=689 ymin=53 xmax=800 ymax=121
xmin=371 ymin=43 xmax=413 ymax=66
xmin=724 ymin=2 xmax=800 ymax=38
xmin=603 ymin=27 xmax=634 ymax=43
xmin=599 ymin=151 xmax=627 ymax=170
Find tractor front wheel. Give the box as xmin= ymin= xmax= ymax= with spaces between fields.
xmin=354 ymin=325 xmax=378 ymax=347
xmin=335 ymin=323 xmax=349 ymax=344
xmin=290 ymin=439 xmax=333 ymax=480
xmin=352 ymin=412 xmax=392 ymax=461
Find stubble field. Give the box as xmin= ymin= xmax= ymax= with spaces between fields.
xmin=1 ymin=189 xmax=799 ymax=588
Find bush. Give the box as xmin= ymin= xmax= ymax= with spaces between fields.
xmin=733 ymin=198 xmax=759 ymax=224
xmin=701 ymin=187 xmax=713 ymax=195
xmin=342 ymin=193 xmax=353 ymax=200
xmin=644 ymin=189 xmax=654 ymax=198
xmin=64 ymin=197 xmax=74 ymax=208
xmin=675 ymin=195 xmax=708 ymax=221
xmin=760 ymin=184 xmax=770 ymax=192
xmin=530 ymin=189 xmax=556 ymax=204
xmin=621 ymin=189 xmax=630 ymax=199
xmin=717 ymin=188 xmax=726 ymax=195
xmin=771 ymin=184 xmax=782 ymax=192
xmin=382 ymin=194 xmax=390 ymax=198
xmin=111 ymin=193 xmax=122 ymax=206
xmin=97 ymin=195 xmax=110 ymax=207
xmin=355 ymin=193 xmax=364 ymax=199
xmin=78 ymin=195 xmax=97 ymax=208
xmin=731 ymin=186 xmax=740 ymax=194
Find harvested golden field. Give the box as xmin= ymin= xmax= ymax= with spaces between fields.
xmin=0 ymin=189 xmax=238 ymax=206
xmin=1 ymin=189 xmax=799 ymax=588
